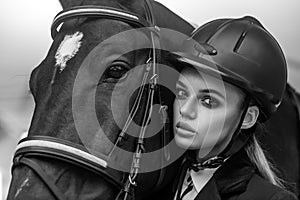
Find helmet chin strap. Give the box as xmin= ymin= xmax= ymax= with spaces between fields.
xmin=187 ymin=96 xmax=252 ymax=171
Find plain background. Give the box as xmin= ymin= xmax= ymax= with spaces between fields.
xmin=0 ymin=0 xmax=299 ymax=199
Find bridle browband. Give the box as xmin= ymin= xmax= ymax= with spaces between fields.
xmin=51 ymin=5 xmax=150 ymax=39
xmin=12 ymin=1 xmax=168 ymax=200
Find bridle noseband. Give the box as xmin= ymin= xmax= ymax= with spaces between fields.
xmin=12 ymin=2 xmax=168 ymax=200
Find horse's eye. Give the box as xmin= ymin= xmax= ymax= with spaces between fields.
xmin=104 ymin=61 xmax=130 ymax=82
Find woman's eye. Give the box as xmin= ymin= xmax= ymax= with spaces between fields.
xmin=104 ymin=62 xmax=129 ymax=82
xmin=201 ymin=96 xmax=219 ymax=108
xmin=176 ymin=88 xmax=187 ymax=99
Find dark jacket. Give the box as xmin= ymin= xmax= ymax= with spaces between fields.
xmin=169 ymin=149 xmax=298 ymax=200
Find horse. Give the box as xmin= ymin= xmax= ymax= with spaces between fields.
xmin=7 ymin=0 xmax=194 ymax=199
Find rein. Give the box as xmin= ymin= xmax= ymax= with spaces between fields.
xmin=12 ymin=1 xmax=168 ymax=200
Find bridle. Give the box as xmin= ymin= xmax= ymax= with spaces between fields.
xmin=12 ymin=1 xmax=170 ymax=200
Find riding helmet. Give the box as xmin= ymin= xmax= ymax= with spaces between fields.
xmin=171 ymin=16 xmax=287 ymax=120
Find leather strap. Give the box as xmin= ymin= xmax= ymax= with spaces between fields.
xmin=51 ymin=5 xmax=150 ymax=39
xmin=144 ymin=0 xmax=156 ymax=26
xmin=15 ymin=136 xmax=122 ymax=189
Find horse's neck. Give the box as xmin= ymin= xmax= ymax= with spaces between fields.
xmin=34 ymin=157 xmax=117 ymax=198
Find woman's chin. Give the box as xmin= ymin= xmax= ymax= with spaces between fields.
xmin=174 ymin=134 xmax=197 ymax=149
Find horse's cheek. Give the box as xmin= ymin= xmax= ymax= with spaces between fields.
xmin=8 ymin=167 xmax=55 ymax=200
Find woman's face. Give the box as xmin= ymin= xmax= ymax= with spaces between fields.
xmin=173 ymin=67 xmax=245 ymax=159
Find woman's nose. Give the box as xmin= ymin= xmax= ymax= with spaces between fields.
xmin=179 ymin=97 xmax=197 ymax=119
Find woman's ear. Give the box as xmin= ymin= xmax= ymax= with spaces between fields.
xmin=241 ymin=106 xmax=259 ymax=129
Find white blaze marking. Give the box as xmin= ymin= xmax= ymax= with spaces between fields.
xmin=55 ymin=31 xmax=84 ymax=72
xmin=14 ymin=178 xmax=29 ymax=198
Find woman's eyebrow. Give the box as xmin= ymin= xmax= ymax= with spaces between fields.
xmin=176 ymin=80 xmax=187 ymax=89
xmin=200 ymin=89 xmax=225 ymax=99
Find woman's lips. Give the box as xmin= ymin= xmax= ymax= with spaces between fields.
xmin=175 ymin=122 xmax=195 ymax=137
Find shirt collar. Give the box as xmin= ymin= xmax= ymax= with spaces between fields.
xmin=192 ymin=149 xmax=256 ymax=200
xmin=190 ymin=148 xmax=256 ymax=196
xmin=190 ymin=166 xmax=219 ymax=193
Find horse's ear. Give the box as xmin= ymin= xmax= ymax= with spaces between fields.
xmin=59 ymin=0 xmax=84 ymax=9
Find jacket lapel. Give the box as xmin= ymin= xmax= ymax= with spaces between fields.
xmin=194 ymin=177 xmax=221 ymax=200
xmin=215 ymin=149 xmax=255 ymax=196
xmin=194 ymin=149 xmax=256 ymax=200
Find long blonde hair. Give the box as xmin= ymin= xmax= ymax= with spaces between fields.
xmin=244 ymin=132 xmax=285 ymax=188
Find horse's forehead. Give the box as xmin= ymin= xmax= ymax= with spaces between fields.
xmin=82 ymin=27 xmax=151 ymax=65
xmin=98 ymin=29 xmax=150 ymax=51
xmin=54 ymin=21 xmax=150 ymax=73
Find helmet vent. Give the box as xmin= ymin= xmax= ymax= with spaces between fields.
xmin=233 ymin=30 xmax=248 ymax=53
xmin=205 ymin=19 xmax=234 ymax=44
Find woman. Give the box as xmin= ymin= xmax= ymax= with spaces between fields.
xmin=170 ymin=16 xmax=298 ymax=200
